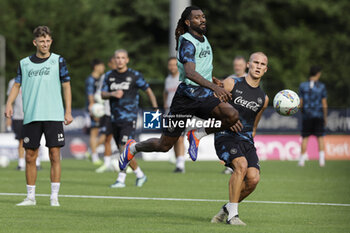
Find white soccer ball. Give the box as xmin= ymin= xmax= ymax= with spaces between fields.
xmin=91 ymin=103 xmax=105 ymax=118
xmin=0 ymin=155 xmax=10 ymax=168
xmin=94 ymin=92 xmax=104 ymax=104
xmin=273 ymin=89 xmax=300 ymax=116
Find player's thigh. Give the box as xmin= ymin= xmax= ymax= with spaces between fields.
xmin=43 ymin=121 xmax=65 ymax=148
xmin=22 ymin=121 xmax=43 ymax=149
xmin=118 ymin=122 xmax=136 ymax=148
xmin=245 ymin=167 xmax=260 ymax=184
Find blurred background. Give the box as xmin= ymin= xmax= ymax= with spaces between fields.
xmin=0 ymin=0 xmax=349 ymax=161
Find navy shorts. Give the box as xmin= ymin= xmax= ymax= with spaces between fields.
xmin=163 ymin=83 xmax=221 ymax=137
xmin=215 ymin=136 xmax=260 ymax=170
xmin=90 ymin=115 xmax=101 ymax=128
xmin=112 ymin=121 xmax=136 ymax=148
xmin=12 ymin=119 xmax=23 ymax=140
xmin=301 ymin=118 xmax=325 ymax=137
xmin=22 ymin=121 xmax=65 ymax=149
xmin=100 ymin=115 xmax=113 ymax=135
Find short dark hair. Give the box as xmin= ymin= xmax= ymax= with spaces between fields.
xmin=33 ymin=26 xmax=52 ymax=38
xmin=309 ymin=65 xmax=322 ymax=77
xmin=90 ymin=58 xmax=104 ymax=69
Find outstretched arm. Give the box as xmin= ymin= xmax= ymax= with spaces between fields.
xmin=144 ymin=87 xmax=158 ymax=110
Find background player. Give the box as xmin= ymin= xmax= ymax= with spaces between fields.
xmin=211 ymin=52 xmax=269 ymax=225
xmin=228 ymin=56 xmax=247 ymax=79
xmin=102 ymin=49 xmax=158 ymax=188
xmin=298 ymin=65 xmax=328 ymax=167
xmin=85 ymin=59 xmax=105 ymax=165
xmin=5 ymin=26 xmax=73 ymax=206
xmin=163 ymin=57 xmax=185 ymax=173
xmin=95 ymin=55 xmax=118 ymax=173
xmin=119 ymin=6 xmax=239 ymax=171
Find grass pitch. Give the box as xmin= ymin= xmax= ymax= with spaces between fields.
xmin=0 ymin=159 xmax=350 ymax=233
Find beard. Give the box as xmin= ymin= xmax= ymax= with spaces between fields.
xmin=191 ymin=23 xmax=206 ymax=35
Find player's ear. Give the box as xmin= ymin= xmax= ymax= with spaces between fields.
xmin=33 ymin=39 xmax=37 ymax=47
xmin=185 ymin=19 xmax=190 ymax=27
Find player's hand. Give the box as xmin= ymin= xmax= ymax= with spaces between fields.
xmin=64 ymin=112 xmax=73 ymax=125
xmin=4 ymin=104 xmax=13 ymax=118
xmin=212 ymin=77 xmax=223 ymax=87
xmin=111 ymin=90 xmax=124 ymax=99
xmin=230 ymin=120 xmax=243 ymax=133
xmin=213 ymin=86 xmax=232 ymax=102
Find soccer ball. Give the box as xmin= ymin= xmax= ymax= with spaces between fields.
xmin=0 ymin=155 xmax=10 ymax=168
xmin=273 ymin=89 xmax=300 ymax=116
xmin=94 ymin=92 xmax=104 ymax=104
xmin=91 ymin=103 xmax=105 ymax=118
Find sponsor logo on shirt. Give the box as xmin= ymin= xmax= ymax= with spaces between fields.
xmin=199 ymin=46 xmax=211 ymax=58
xmin=28 ymin=67 xmax=51 ymax=77
xmin=234 ymin=96 xmax=261 ymax=112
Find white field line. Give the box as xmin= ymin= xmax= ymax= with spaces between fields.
xmin=1 ymin=193 xmax=349 ymax=207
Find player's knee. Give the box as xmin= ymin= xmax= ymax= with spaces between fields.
xmin=223 ymin=108 xmax=239 ymax=126
xmin=247 ymin=174 xmax=260 ymax=190
xmin=233 ymin=160 xmax=248 ymax=175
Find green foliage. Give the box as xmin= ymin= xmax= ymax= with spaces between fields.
xmin=1 ymin=0 xmax=349 ymax=107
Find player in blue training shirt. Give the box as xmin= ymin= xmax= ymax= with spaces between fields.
xmin=298 ymin=65 xmax=328 ymax=167
xmin=119 ymin=6 xmax=239 ymax=171
xmin=85 ymin=59 xmax=105 ymax=165
xmin=211 ymin=52 xmax=269 ymax=226
xmin=102 ymin=49 xmax=158 ymax=188
xmin=5 ymin=26 xmax=73 ymax=207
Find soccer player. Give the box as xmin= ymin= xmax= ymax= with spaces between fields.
xmin=96 ymin=55 xmax=117 ymax=173
xmin=163 ymin=57 xmax=185 ymax=173
xmin=119 ymin=6 xmax=239 ymax=171
xmin=85 ymin=59 xmax=105 ymax=165
xmin=298 ymin=65 xmax=327 ymax=167
xmin=5 ymin=26 xmax=73 ymax=206
xmin=228 ymin=56 xmax=247 ymax=79
xmin=102 ymin=49 xmax=158 ymax=188
xmin=211 ymin=52 xmax=269 ymax=225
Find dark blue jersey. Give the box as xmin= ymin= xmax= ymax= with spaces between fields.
xmin=299 ymin=81 xmax=327 ymax=119
xmin=102 ymin=68 xmax=149 ymax=124
xmin=215 ymin=77 xmax=266 ymax=144
xmin=15 ymin=54 xmax=70 ymax=84
xmin=85 ymin=75 xmax=101 ymax=109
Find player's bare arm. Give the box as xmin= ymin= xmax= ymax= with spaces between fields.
xmin=62 ymin=81 xmax=73 ymax=125
xmin=184 ymin=62 xmax=232 ymax=102
xmin=101 ymin=90 xmax=124 ymax=99
xmin=252 ymin=95 xmax=269 ymax=137
xmin=5 ymin=82 xmax=20 ymax=118
xmin=144 ymin=87 xmax=158 ymax=109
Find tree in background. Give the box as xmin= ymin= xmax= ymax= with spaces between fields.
xmin=1 ymin=0 xmax=349 ymax=108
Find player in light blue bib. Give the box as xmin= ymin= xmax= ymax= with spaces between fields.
xmin=5 ymin=26 xmax=73 ymax=207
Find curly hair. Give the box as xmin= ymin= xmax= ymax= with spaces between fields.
xmin=175 ymin=6 xmax=201 ymax=50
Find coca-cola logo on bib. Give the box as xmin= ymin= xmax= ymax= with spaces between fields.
xmin=28 ymin=67 xmax=51 ymax=77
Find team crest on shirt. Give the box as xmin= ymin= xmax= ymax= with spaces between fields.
xmin=230 ymin=148 xmax=237 ymax=155
xmin=257 ymin=97 xmax=263 ymax=104
xmin=50 ymin=59 xmax=56 ymax=65
xmin=126 ymin=77 xmax=132 ymax=82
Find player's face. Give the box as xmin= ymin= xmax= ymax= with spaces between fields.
xmin=248 ymin=54 xmax=268 ymax=79
xmin=33 ymin=35 xmax=52 ymax=55
xmin=187 ymin=10 xmax=206 ymax=35
xmin=114 ymin=52 xmax=129 ymax=70
xmin=233 ymin=59 xmax=247 ymax=77
xmin=95 ymin=63 xmax=105 ymax=75
xmin=108 ymin=58 xmax=117 ymax=70
xmin=168 ymin=59 xmax=178 ymax=76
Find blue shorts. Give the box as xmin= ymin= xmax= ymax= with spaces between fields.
xmin=215 ymin=136 xmax=260 ymax=170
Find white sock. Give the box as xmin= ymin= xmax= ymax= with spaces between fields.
xmin=130 ymin=143 xmax=137 ymax=154
xmin=133 ymin=167 xmax=145 ymax=179
xmin=319 ymin=151 xmax=325 ymax=166
xmin=226 ymin=202 xmax=238 ymax=220
xmin=50 ymin=182 xmax=60 ymax=200
xmin=117 ymin=171 xmax=127 ymax=183
xmin=18 ymin=158 xmax=25 ymax=168
xmin=26 ymin=185 xmax=36 ymax=200
xmin=104 ymin=156 xmax=111 ymax=167
xmin=299 ymin=153 xmax=307 ymax=162
xmin=92 ymin=153 xmax=99 ymax=162
xmin=176 ymin=155 xmax=185 ymax=169
xmin=36 ymin=157 xmax=41 ymax=166
xmin=194 ymin=128 xmax=207 ymax=140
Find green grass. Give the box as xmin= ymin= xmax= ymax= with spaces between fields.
xmin=1 ymin=159 xmax=350 ymax=233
